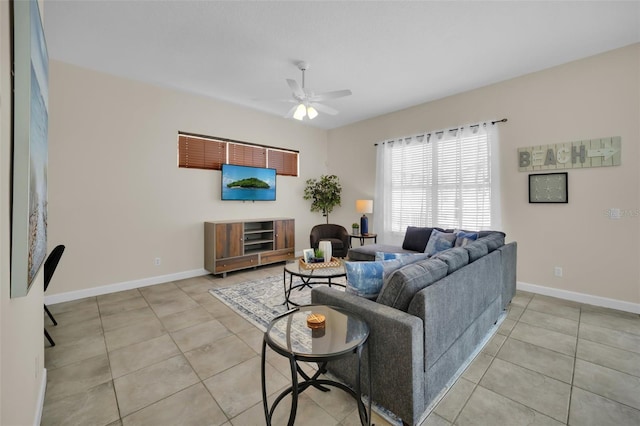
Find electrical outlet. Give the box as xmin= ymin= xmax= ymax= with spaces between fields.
xmin=154 ymin=257 xmax=161 ymax=266
xmin=554 ymin=266 xmax=563 ymax=277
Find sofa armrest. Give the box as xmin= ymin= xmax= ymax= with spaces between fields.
xmin=311 ymin=287 xmax=425 ymax=425
xmin=498 ymin=241 xmax=517 ymax=309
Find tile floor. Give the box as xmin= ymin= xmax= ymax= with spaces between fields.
xmin=42 ymin=264 xmax=640 ymax=426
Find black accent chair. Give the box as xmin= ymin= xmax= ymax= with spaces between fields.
xmin=44 ymin=245 xmax=65 ymax=347
xmin=309 ymin=224 xmax=350 ymax=258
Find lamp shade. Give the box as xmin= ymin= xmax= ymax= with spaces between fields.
xmin=307 ymin=106 xmax=318 ymax=119
xmin=356 ymin=199 xmax=373 ymax=214
xmin=293 ymin=103 xmax=306 ymax=120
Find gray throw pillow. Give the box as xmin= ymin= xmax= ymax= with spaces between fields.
xmin=424 ymin=229 xmax=457 ymax=256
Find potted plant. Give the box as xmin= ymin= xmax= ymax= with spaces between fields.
xmin=352 ymin=223 xmax=360 ymax=235
xmin=303 ymin=175 xmax=342 ymax=224
xmin=314 ymin=248 xmax=325 ymax=263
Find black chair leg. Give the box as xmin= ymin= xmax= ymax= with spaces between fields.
xmin=44 ymin=304 xmax=57 ymax=326
xmin=44 ymin=329 xmax=55 ymax=347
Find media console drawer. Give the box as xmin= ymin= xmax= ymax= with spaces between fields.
xmin=214 ymin=255 xmax=259 ymax=273
xmin=261 ymin=249 xmax=295 ymax=264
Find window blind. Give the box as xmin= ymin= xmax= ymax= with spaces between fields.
xmin=386 ymin=128 xmax=492 ymax=232
xmin=178 ymin=135 xmax=226 ymax=169
xmin=177 ymin=133 xmax=299 ymax=176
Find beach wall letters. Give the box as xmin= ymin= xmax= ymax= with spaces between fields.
xmin=518 ymin=136 xmax=621 ymax=172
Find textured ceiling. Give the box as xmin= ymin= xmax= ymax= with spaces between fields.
xmin=43 ymin=1 xmax=640 ymax=129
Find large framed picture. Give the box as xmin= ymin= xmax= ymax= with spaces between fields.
xmin=11 ymin=0 xmax=49 ymax=297
xmin=529 ymin=172 xmax=568 ymax=204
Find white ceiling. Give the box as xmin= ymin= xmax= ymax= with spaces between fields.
xmin=43 ymin=1 xmax=640 ymax=130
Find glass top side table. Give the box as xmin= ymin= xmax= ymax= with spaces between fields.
xmin=261 ymin=304 xmax=371 ymax=426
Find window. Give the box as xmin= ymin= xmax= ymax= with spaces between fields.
xmin=177 ymin=133 xmax=299 ymax=176
xmin=376 ymin=124 xmax=499 ymax=241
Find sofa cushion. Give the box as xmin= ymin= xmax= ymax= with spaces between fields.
xmin=464 ymin=239 xmax=489 ymax=262
xmin=432 ymin=247 xmax=470 ymax=274
xmin=402 ymin=226 xmax=434 ymax=252
xmin=344 ymin=259 xmax=405 ymax=299
xmin=424 ymin=229 xmax=457 ymax=256
xmin=377 ymin=258 xmax=449 ymax=311
xmin=454 ymin=230 xmax=478 ymax=247
xmin=481 ymin=233 xmax=505 ymax=252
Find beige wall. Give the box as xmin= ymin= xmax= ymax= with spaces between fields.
xmin=1 ymin=1 xmax=47 ymax=424
xmin=328 ymin=44 xmax=640 ymax=306
xmin=48 ymin=61 xmax=329 ymax=295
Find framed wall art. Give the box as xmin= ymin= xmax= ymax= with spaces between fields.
xmin=529 ymin=172 xmax=568 ymax=204
xmin=11 ymin=0 xmax=49 ymax=297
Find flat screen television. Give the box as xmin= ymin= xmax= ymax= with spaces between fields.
xmin=221 ymin=164 xmax=276 ymax=201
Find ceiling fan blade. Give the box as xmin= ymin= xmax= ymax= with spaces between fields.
xmin=310 ymin=89 xmax=352 ymax=102
xmin=310 ymin=102 xmax=339 ymax=115
xmin=284 ymin=105 xmax=298 ymax=118
xmin=253 ymin=97 xmax=296 ymax=103
xmin=286 ymin=79 xmax=305 ymax=99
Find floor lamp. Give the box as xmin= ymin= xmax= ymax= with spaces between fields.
xmin=356 ymin=200 xmax=373 ymax=235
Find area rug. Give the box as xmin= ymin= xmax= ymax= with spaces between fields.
xmin=208 ymin=274 xmax=346 ymax=332
xmin=208 ymin=274 xmax=504 ymax=426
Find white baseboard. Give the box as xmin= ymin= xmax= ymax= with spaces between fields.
xmin=517 ymin=281 xmax=640 ymax=314
xmin=44 ymin=268 xmax=209 ymax=305
xmin=34 ymin=368 xmax=47 ymax=426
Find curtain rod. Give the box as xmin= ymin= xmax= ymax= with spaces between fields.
xmin=374 ymin=118 xmax=508 ymax=146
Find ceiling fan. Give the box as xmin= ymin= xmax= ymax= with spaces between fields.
xmin=282 ymin=61 xmax=352 ymax=121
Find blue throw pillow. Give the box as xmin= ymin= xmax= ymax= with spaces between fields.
xmin=424 ymin=229 xmax=457 ymax=256
xmin=344 ymin=259 xmax=404 ymax=299
xmin=374 ymin=252 xmax=430 ymax=263
xmin=454 ymin=230 xmax=479 ymax=247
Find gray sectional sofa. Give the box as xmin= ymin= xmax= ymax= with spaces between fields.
xmin=311 ymin=228 xmax=517 ymax=426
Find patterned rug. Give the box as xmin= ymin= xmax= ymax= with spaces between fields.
xmin=208 ymin=274 xmax=346 ymax=332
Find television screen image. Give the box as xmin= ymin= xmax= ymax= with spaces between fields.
xmin=221 ymin=164 xmax=276 ymax=201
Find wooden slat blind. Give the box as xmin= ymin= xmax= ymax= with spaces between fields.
xmin=178 ymin=136 xmax=226 ymax=169
xmin=228 ymin=143 xmax=266 ymax=168
xmin=178 ymin=132 xmax=298 ymax=176
xmin=268 ymin=150 xmax=298 ymax=176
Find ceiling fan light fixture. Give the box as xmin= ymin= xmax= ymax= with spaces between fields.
xmin=293 ymin=103 xmax=306 ymax=120
xmin=307 ymin=106 xmax=318 ymax=119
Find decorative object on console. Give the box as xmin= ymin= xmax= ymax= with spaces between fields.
xmin=351 ymin=223 xmax=360 ymax=235
xmin=303 ymin=175 xmax=342 ymax=224
xmin=529 ymin=172 xmax=568 ymax=203
xmin=356 ymin=199 xmax=373 ymax=235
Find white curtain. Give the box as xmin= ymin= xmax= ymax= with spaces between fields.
xmin=374 ymin=123 xmax=502 ymax=244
